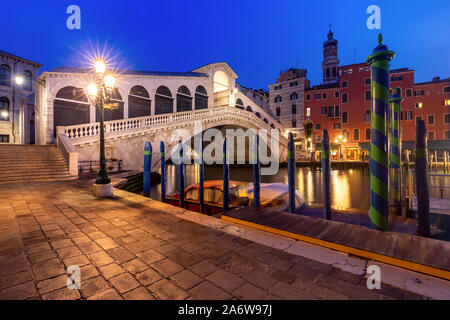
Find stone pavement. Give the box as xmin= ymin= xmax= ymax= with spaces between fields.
xmin=0 ymin=179 xmax=442 ymax=300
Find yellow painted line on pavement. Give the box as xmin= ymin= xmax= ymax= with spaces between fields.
xmin=221 ymin=215 xmax=450 ymax=281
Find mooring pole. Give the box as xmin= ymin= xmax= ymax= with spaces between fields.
xmin=288 ymin=132 xmax=296 ymax=213
xmin=160 ymin=141 xmax=166 ymax=201
xmin=389 ymin=88 xmax=402 ymax=216
xmin=416 ymin=120 xmax=430 ymax=237
xmin=143 ymin=141 xmax=152 ymax=197
xmin=178 ymin=140 xmax=184 ymax=209
xmin=252 ymin=134 xmax=261 ymax=208
xmin=199 ymin=139 xmax=205 ymax=214
xmin=223 ymin=137 xmax=229 ymax=212
xmin=322 ymin=129 xmax=331 ymax=220
xmin=366 ymin=33 xmax=395 ymax=231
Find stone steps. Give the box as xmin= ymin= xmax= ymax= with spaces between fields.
xmin=0 ymin=144 xmax=73 ymax=184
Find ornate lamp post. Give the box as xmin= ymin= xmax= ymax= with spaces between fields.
xmin=87 ymin=59 xmax=116 ymax=197
xmin=333 ymin=134 xmax=347 ymax=160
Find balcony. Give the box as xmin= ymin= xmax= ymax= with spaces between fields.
xmin=328 ymin=112 xmax=340 ymax=119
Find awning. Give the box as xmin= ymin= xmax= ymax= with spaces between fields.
xmin=358 ymin=142 xmax=370 ymax=150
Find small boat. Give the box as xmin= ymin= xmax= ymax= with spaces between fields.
xmin=164 ymin=180 xmax=305 ymax=215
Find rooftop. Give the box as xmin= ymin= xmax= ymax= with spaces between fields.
xmin=0 ymin=50 xmax=42 ymax=67
xmin=48 ymin=67 xmax=208 ymax=78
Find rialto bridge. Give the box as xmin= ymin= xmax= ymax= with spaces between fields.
xmin=35 ymin=62 xmax=310 ymax=173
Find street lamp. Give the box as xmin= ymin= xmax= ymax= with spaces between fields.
xmin=86 ymin=59 xmax=117 ymax=195
xmin=334 ymin=135 xmax=346 ymax=159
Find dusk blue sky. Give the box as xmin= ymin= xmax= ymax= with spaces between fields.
xmin=2 ymin=0 xmax=449 ymax=90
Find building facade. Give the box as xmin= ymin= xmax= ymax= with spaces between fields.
xmin=0 ymin=50 xmax=41 ymax=144
xmin=268 ymin=68 xmax=308 ymax=148
xmin=303 ymin=30 xmax=450 ymax=160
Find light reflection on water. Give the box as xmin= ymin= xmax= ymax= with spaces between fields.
xmin=149 ymin=164 xmax=450 ymax=212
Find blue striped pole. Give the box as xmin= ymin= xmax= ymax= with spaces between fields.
xmin=223 ymin=137 xmax=229 ymax=212
xmin=389 ymin=88 xmax=402 ymax=216
xmin=199 ymin=139 xmax=205 ymax=214
xmin=415 ymin=120 xmax=430 ymax=237
xmin=288 ymin=132 xmax=295 ymax=213
xmin=143 ymin=141 xmax=152 ymax=197
xmin=366 ymin=34 xmax=395 ymax=231
xmin=321 ymin=130 xmax=331 ymax=220
xmin=160 ymin=141 xmax=166 ymax=201
xmin=252 ymin=134 xmax=260 ymax=208
xmin=178 ymin=140 xmax=184 ymax=208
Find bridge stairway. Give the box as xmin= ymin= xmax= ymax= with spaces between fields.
xmin=0 ymin=144 xmax=74 ymax=184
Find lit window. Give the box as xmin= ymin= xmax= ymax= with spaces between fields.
xmin=415 ymin=102 xmax=423 ymax=109
xmin=306 ymin=108 xmax=311 ymax=116
xmin=444 ymin=99 xmax=450 ymax=106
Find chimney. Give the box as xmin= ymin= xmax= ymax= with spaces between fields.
xmin=433 ymin=76 xmax=440 ymax=81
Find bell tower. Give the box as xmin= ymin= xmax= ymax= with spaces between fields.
xmin=322 ymin=25 xmax=339 ymax=84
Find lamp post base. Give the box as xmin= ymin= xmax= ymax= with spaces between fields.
xmin=93 ymin=183 xmax=114 ymax=198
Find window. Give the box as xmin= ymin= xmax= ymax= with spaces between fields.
xmin=326 ymin=68 xmax=330 ymax=78
xmin=365 ymin=110 xmax=371 ymax=122
xmin=343 ymin=130 xmax=349 ymax=140
xmin=366 ymin=128 xmax=371 ymax=140
xmin=354 ymin=129 xmax=359 ymax=141
xmin=443 ymin=99 xmax=450 ymax=106
xmin=414 ymin=90 xmax=425 ymax=96
xmin=406 ymin=89 xmax=412 ymax=97
xmin=292 ymin=120 xmax=297 ymax=128
xmin=390 ymin=76 xmax=403 ymax=82
xmin=428 ymin=115 xmax=435 ymax=125
xmin=0 ymin=134 xmax=9 ymax=143
xmin=290 ymin=92 xmax=298 ymax=100
xmin=400 ymin=111 xmax=403 ymax=120
xmin=444 ymin=114 xmax=450 ymax=124
xmin=292 ymin=105 xmax=297 ymax=115
xmin=155 ymin=86 xmax=173 ymax=115
xmin=415 ymin=102 xmax=423 ymax=109
xmin=335 ymin=91 xmax=339 ymax=98
xmin=322 ymin=107 xmax=327 ymax=115
xmin=23 ymin=70 xmax=33 ymax=91
xmin=328 ymin=106 xmax=334 ymax=117
xmin=315 ymin=124 xmax=321 ymax=130
xmin=365 ymin=78 xmax=371 ymax=85
xmin=444 ymin=86 xmax=450 ymax=93
xmin=416 ymin=116 xmax=423 ymax=124
xmin=177 ymin=86 xmax=193 ymax=112
xmin=0 ymin=64 xmax=11 ymax=87
xmin=314 ymin=94 xmax=320 ymax=100
xmin=274 ymin=95 xmax=282 ymax=103
xmin=0 ymin=97 xmax=9 ymax=121
xmin=342 ymin=93 xmax=348 ymax=103
xmin=333 ymin=123 xmax=341 ymax=129
xmin=306 ymin=94 xmax=311 ymax=101
xmin=276 ymin=107 xmax=280 ymax=117
xmin=342 ymin=112 xmax=348 ymax=123
xmin=305 ymin=107 xmax=309 ymax=116
xmin=445 ymin=131 xmax=450 ymax=140
xmin=342 ymin=81 xmax=348 ymax=88
xmin=334 ymin=105 xmax=340 ymax=117
xmin=129 ymin=85 xmax=151 ymax=118
xmin=235 ymin=98 xmax=244 ymax=109
xmin=290 ymin=81 xmax=298 ymax=87
xmin=365 ymin=90 xmax=371 ymax=101
xmin=406 ymin=111 xmax=413 ymax=120
xmin=322 ymin=93 xmax=327 ymax=99
xmin=194 ymin=86 xmax=208 ymax=110
xmin=274 ymin=85 xmax=282 ymax=90
xmin=428 ymin=132 xmax=435 ymax=140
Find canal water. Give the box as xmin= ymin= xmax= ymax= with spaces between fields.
xmin=147 ymin=164 xmax=450 ymax=213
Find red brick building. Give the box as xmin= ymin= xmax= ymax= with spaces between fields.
xmin=303 ymin=30 xmax=450 ymax=160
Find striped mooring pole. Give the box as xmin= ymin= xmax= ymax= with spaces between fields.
xmin=389 ymin=88 xmax=403 ymax=216
xmin=415 ymin=120 xmax=430 ymax=237
xmin=160 ymin=141 xmax=166 ymax=201
xmin=143 ymin=141 xmax=152 ymax=197
xmin=321 ymin=129 xmax=331 ymax=220
xmin=199 ymin=139 xmax=205 ymax=214
xmin=223 ymin=137 xmax=229 ymax=212
xmin=252 ymin=134 xmax=261 ymax=208
xmin=287 ymin=132 xmax=295 ymax=213
xmin=178 ymin=140 xmax=184 ymax=209
xmin=366 ymin=34 xmax=395 ymax=231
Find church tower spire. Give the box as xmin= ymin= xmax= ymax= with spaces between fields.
xmin=322 ymin=25 xmax=340 ymax=84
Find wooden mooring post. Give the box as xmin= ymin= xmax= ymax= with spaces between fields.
xmin=322 ymin=129 xmax=331 ymax=220
xmin=160 ymin=141 xmax=166 ymax=201
xmin=178 ymin=140 xmax=184 ymax=209
xmin=143 ymin=141 xmax=152 ymax=197
xmin=415 ymin=120 xmax=430 ymax=238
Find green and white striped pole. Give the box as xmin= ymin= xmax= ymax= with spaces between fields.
xmin=389 ymin=88 xmax=402 ymax=216
xmin=416 ymin=120 xmax=430 ymax=237
xmin=366 ymin=34 xmax=395 ymax=231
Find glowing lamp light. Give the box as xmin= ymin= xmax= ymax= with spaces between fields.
xmin=87 ymin=82 xmax=98 ymax=98
xmin=1 ymin=110 xmax=8 ymax=118
xmin=15 ymin=76 xmax=24 ymax=85
xmin=104 ymin=74 xmax=116 ymax=89
xmin=343 ymin=138 xmax=347 ymax=143
xmin=334 ymin=138 xmax=338 ymax=144
xmin=94 ymin=60 xmax=106 ymax=75
xmin=338 ymin=135 xmax=343 ymax=140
